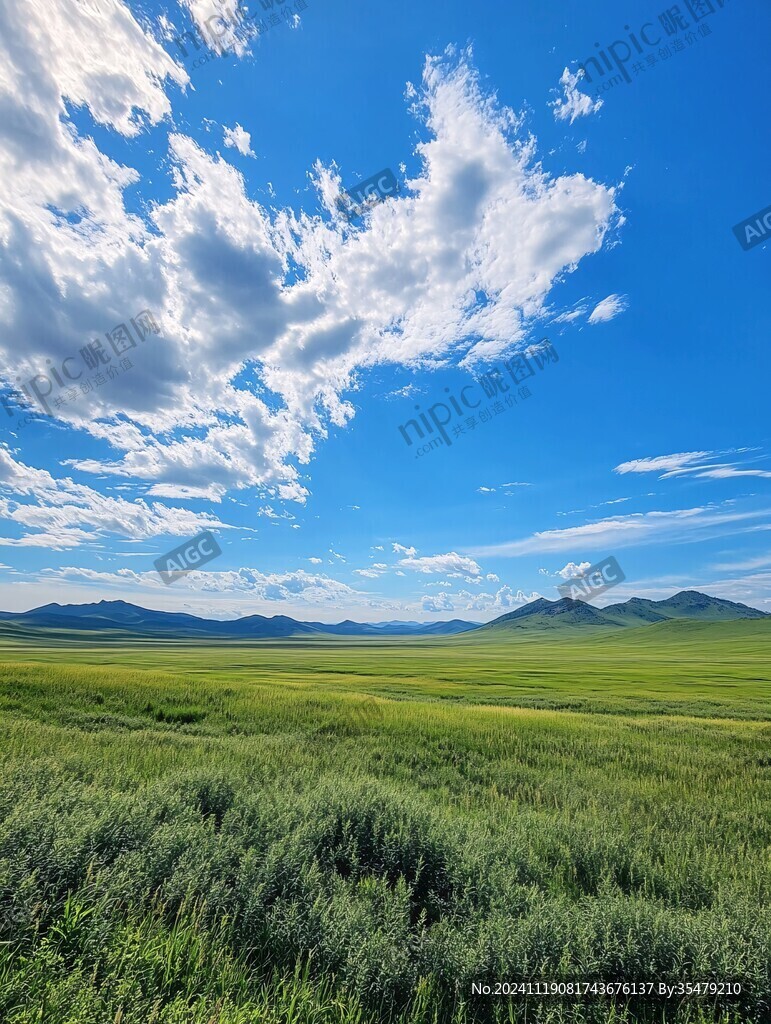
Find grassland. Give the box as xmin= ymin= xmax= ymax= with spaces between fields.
xmin=0 ymin=622 xmax=769 ymax=1023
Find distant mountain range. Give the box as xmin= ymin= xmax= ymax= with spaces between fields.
xmin=477 ymin=590 xmax=768 ymax=633
xmin=0 ymin=600 xmax=479 ymax=638
xmin=0 ymin=591 xmax=766 ymax=641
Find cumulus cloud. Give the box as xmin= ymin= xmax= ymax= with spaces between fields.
xmin=40 ymin=563 xmax=366 ymax=607
xmin=458 ymin=586 xmax=541 ymax=612
xmin=0 ymin=446 xmax=227 ymax=550
xmin=423 ymin=585 xmax=539 ymax=615
xmin=223 ymin=123 xmax=255 ymax=157
xmin=392 ymin=543 xmax=417 ymax=557
xmin=397 ymin=550 xmax=482 ymax=576
xmin=421 ymin=592 xmax=455 ymax=613
xmin=556 ymin=560 xmax=591 ymax=579
xmin=588 ymin=294 xmax=628 ymax=324
xmin=0 ymin=21 xmax=620 ymax=503
xmin=550 ymin=67 xmax=603 ymax=124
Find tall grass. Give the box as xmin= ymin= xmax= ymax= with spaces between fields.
xmin=0 ymin=643 xmax=768 ymax=1023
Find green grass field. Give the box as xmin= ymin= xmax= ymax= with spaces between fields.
xmin=0 ymin=622 xmax=769 ymax=1023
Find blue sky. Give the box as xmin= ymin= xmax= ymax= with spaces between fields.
xmin=0 ymin=0 xmax=769 ymax=620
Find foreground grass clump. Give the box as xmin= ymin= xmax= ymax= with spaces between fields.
xmin=0 ymin=645 xmax=768 ymax=1023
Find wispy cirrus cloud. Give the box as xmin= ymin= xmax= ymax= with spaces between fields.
xmin=477 ymin=481 xmax=532 ymax=494
xmin=556 ymin=495 xmax=633 ymax=517
xmin=588 ymin=293 xmax=628 ymax=324
xmin=466 ymin=504 xmax=771 ymax=557
xmin=614 ymin=448 xmax=771 ymax=480
xmin=710 ymin=551 xmax=771 ymax=572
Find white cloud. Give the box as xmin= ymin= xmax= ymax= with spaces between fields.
xmin=392 ymin=543 xmax=417 ymax=557
xmin=147 ymin=483 xmax=227 ymax=501
xmin=614 ymin=452 xmax=712 ymax=477
xmin=557 ymin=495 xmax=633 ymax=517
xmin=0 ymin=30 xmax=620 ymax=501
xmin=353 ymin=564 xmax=388 ymax=578
xmin=458 ymin=586 xmax=541 ymax=612
xmin=223 ymin=123 xmax=255 ymax=157
xmin=422 ymin=592 xmax=455 ymax=613
xmin=0 ymin=446 xmax=227 ymax=550
xmin=39 ymin=563 xmax=367 ymax=607
xmin=388 ymin=384 xmax=421 ymax=400
xmin=466 ymin=504 xmax=771 ymax=557
xmin=268 ymin=507 xmax=300 ymax=523
xmin=711 ymin=552 xmax=771 ymax=572
xmin=551 ymin=306 xmax=587 ymax=324
xmin=478 ymin=481 xmax=530 ymax=494
xmin=614 ymin=449 xmax=771 ymax=480
xmin=588 ymin=293 xmax=628 ymax=323
xmin=692 ymin=466 xmax=771 ymax=480
xmin=397 ymin=550 xmax=482 ymax=576
xmin=556 ymin=560 xmax=591 ymax=579
xmin=550 ymin=67 xmax=603 ymax=124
